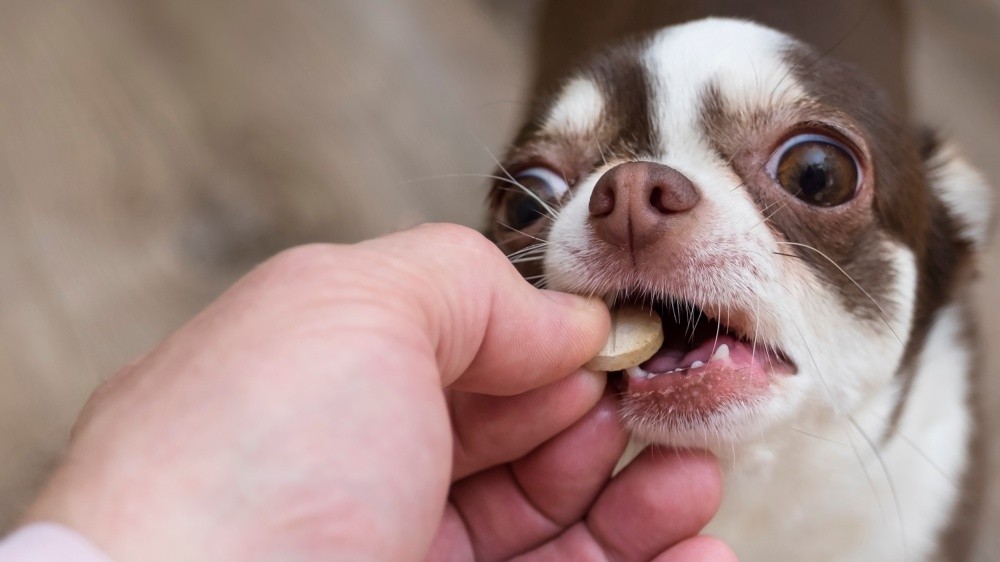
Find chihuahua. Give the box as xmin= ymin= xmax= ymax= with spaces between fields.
xmin=489 ymin=18 xmax=993 ymax=562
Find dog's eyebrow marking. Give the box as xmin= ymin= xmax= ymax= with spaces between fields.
xmin=586 ymin=40 xmax=659 ymax=157
xmin=546 ymin=77 xmax=605 ymax=134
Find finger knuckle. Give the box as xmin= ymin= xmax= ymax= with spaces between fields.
xmin=256 ymin=243 xmax=348 ymax=287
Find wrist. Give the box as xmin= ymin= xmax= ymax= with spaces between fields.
xmin=22 ymin=458 xmax=204 ymax=561
xmin=0 ymin=522 xmax=112 ymax=562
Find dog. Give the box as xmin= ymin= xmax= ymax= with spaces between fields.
xmin=488 ymin=18 xmax=993 ymax=561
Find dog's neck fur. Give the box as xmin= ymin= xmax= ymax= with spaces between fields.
xmin=708 ymin=302 xmax=976 ymax=561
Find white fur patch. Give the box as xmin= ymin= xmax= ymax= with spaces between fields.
xmin=645 ymin=18 xmax=805 ymax=159
xmin=927 ymin=142 xmax=995 ymax=248
xmin=544 ymin=77 xmax=604 ymax=134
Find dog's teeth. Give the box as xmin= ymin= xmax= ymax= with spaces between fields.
xmin=712 ymin=344 xmax=730 ymax=361
xmin=625 ymin=365 xmax=649 ymax=379
xmin=691 ymin=360 xmax=705 ymax=369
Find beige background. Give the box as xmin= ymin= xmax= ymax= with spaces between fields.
xmin=1 ymin=0 xmax=998 ymax=557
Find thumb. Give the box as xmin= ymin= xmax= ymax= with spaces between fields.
xmin=358 ymin=223 xmax=610 ymax=395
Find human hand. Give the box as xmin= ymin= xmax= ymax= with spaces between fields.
xmin=23 ymin=224 xmax=734 ymax=561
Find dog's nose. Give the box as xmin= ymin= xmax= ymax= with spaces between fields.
xmin=588 ymin=161 xmax=700 ymax=250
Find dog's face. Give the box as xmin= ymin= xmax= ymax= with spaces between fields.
xmin=490 ymin=19 xmax=991 ymax=449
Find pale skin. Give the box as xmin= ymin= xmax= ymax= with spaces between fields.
xmin=23 ymin=224 xmax=737 ymax=561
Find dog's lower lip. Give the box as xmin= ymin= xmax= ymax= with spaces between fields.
xmin=618 ymin=329 xmax=794 ymax=417
xmin=621 ymin=357 xmax=773 ymax=417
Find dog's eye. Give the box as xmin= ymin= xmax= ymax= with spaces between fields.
xmin=501 ymin=167 xmax=568 ymax=231
xmin=769 ymin=134 xmax=859 ymax=207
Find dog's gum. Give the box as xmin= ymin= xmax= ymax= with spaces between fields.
xmin=586 ymin=305 xmax=663 ymax=372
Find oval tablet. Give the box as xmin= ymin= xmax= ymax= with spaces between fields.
xmin=586 ymin=304 xmax=664 ymax=372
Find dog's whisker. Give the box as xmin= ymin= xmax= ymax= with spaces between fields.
xmin=773 ymin=241 xmax=902 ymax=344
xmin=790 ymin=427 xmax=851 ymax=447
xmin=848 ymin=415 xmax=909 ymax=559
xmin=508 ymin=255 xmax=546 ymax=265
xmin=505 ymin=242 xmax=548 ymax=260
xmin=764 ymin=279 xmax=891 ymax=528
xmin=398 ymin=172 xmax=519 ymax=186
xmin=496 ymin=221 xmax=560 ymax=248
xmin=494 ymin=179 xmax=558 ymax=220
xmin=596 ymin=140 xmax=609 ymax=167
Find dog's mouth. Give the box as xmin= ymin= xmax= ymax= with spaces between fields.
xmin=608 ymin=292 xmax=797 ymax=421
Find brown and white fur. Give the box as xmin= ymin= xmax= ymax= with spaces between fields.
xmin=488 ymin=19 xmax=993 ymax=562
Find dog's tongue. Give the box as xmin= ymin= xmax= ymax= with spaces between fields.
xmin=641 ymin=339 xmax=687 ymax=373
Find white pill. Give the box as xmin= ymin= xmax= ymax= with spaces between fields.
xmin=585 ymin=304 xmax=664 ymax=372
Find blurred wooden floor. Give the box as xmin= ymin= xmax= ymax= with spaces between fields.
xmin=1 ymin=0 xmax=999 ymax=557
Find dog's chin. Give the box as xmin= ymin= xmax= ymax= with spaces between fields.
xmin=602 ymin=292 xmax=798 ymax=447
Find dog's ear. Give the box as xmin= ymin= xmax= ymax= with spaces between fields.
xmin=922 ymin=132 xmax=996 ymax=252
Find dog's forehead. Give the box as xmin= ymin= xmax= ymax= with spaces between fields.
xmin=646 ymin=19 xmax=804 ymax=134
xmin=543 ymin=19 xmax=803 ymax=147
